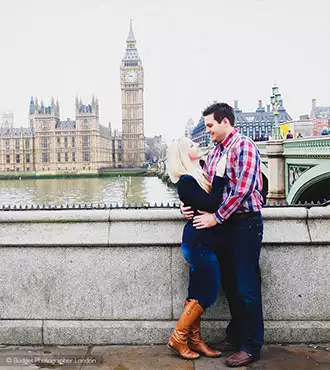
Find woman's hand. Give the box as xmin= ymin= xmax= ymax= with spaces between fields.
xmin=216 ymin=155 xmax=227 ymax=177
xmin=180 ymin=202 xmax=194 ymax=220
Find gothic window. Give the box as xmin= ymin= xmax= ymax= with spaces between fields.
xmin=15 ymin=139 xmax=20 ymax=150
xmin=83 ymin=119 xmax=89 ymax=129
xmin=26 ymin=153 xmax=30 ymax=163
xmin=72 ymin=152 xmax=76 ymax=162
xmin=42 ymin=152 xmax=49 ymax=163
xmin=16 ymin=154 xmax=20 ymax=163
xmin=65 ymin=152 xmax=69 ymax=162
xmin=57 ymin=137 xmax=61 ymax=145
xmin=72 ymin=136 xmax=76 ymax=148
xmin=25 ymin=139 xmax=30 ymax=150
xmin=64 ymin=137 xmax=68 ymax=148
xmin=6 ymin=154 xmax=10 ymax=164
xmin=5 ymin=139 xmax=10 ymax=150
xmin=83 ymin=151 xmax=90 ymax=162
xmin=41 ymin=137 xmax=49 ymax=149
xmin=57 ymin=152 xmax=61 ymax=162
xmin=82 ymin=135 xmax=90 ymax=148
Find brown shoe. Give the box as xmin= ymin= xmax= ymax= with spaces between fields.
xmin=217 ymin=339 xmax=238 ymax=352
xmin=167 ymin=299 xmax=203 ymax=360
xmin=184 ymin=301 xmax=222 ymax=358
xmin=226 ymin=351 xmax=260 ymax=367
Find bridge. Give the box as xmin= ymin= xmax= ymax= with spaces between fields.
xmin=256 ymin=136 xmax=330 ymax=205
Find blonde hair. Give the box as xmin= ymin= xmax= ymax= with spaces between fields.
xmin=166 ymin=137 xmax=211 ymax=193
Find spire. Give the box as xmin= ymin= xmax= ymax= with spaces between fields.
xmin=126 ymin=19 xmax=136 ymax=43
xmin=122 ymin=19 xmax=141 ymax=62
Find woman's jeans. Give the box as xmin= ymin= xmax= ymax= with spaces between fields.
xmin=181 ymin=243 xmax=220 ymax=310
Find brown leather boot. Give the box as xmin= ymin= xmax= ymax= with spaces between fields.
xmin=184 ymin=300 xmax=222 ymax=358
xmin=167 ymin=299 xmax=203 ymax=360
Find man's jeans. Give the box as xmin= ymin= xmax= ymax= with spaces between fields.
xmin=216 ymin=212 xmax=264 ymax=356
xmin=181 ymin=243 xmax=220 ymax=310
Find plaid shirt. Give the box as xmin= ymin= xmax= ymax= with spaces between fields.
xmin=205 ymin=128 xmax=263 ymax=223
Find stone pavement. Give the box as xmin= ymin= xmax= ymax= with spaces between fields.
xmin=0 ymin=343 xmax=329 ymax=370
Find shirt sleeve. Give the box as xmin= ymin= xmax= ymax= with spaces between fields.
xmin=178 ymin=175 xmax=224 ymax=213
xmin=214 ymin=139 xmax=260 ymax=222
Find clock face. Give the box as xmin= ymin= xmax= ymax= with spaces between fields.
xmin=125 ymin=70 xmax=137 ymax=83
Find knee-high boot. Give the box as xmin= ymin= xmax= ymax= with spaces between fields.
xmin=167 ymin=299 xmax=203 ymax=360
xmin=185 ymin=300 xmax=222 ymax=358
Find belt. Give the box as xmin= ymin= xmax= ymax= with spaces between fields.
xmin=230 ymin=211 xmax=261 ymax=220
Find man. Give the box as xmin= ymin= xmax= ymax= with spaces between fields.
xmin=181 ymin=102 xmax=264 ymax=367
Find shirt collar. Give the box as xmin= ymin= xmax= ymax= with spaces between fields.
xmin=218 ymin=128 xmax=239 ymax=149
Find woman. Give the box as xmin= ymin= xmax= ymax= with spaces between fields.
xmin=166 ymin=137 xmax=226 ymax=360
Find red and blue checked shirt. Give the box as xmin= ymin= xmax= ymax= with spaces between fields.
xmin=205 ymin=128 xmax=263 ymax=223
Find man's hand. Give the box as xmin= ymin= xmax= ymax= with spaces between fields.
xmin=180 ymin=202 xmax=194 ymax=220
xmin=193 ymin=211 xmax=217 ymax=229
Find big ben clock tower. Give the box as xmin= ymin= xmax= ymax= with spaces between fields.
xmin=121 ymin=20 xmax=146 ymax=167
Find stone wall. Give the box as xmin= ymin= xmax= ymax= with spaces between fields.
xmin=0 ymin=206 xmax=329 ymax=345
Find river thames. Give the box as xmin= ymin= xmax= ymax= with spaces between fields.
xmin=0 ymin=176 xmax=179 ymax=206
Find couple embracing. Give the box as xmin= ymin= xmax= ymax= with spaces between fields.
xmin=166 ymin=102 xmax=264 ymax=368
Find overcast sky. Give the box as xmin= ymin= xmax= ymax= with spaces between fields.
xmin=0 ymin=0 xmax=329 ymax=143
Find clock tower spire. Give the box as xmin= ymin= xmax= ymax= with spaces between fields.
xmin=120 ymin=20 xmax=145 ymax=167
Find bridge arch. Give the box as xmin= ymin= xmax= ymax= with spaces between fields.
xmin=287 ymin=162 xmax=330 ymax=204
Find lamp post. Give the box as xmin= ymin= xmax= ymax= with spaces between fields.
xmin=270 ymin=85 xmax=282 ymax=140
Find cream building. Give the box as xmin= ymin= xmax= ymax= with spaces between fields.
xmin=0 ymin=21 xmax=146 ymax=174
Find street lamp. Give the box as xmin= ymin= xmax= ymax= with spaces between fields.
xmin=270 ymin=85 xmax=282 ymax=140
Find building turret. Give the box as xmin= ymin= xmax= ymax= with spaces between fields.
xmin=29 ymin=96 xmax=35 ymax=115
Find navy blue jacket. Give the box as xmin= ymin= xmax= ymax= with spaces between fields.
xmin=177 ymin=174 xmax=225 ymax=246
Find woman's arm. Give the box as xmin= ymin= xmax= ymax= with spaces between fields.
xmin=178 ymin=175 xmax=225 ymax=213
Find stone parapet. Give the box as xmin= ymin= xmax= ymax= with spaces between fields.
xmin=0 ymin=206 xmax=329 ymax=344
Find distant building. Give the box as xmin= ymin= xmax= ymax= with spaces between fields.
xmin=120 ymin=20 xmax=146 ymax=167
xmin=145 ymin=135 xmax=167 ymax=163
xmin=190 ymin=116 xmax=211 ymax=148
xmin=0 ymin=21 xmax=150 ymax=174
xmin=0 ymin=112 xmax=34 ymax=173
xmin=184 ymin=118 xmax=195 ymax=139
xmin=189 ymin=89 xmax=292 ymax=144
xmin=234 ymin=98 xmax=292 ymax=141
xmin=311 ymin=99 xmax=330 ymax=136
xmin=280 ymin=117 xmax=313 ymax=139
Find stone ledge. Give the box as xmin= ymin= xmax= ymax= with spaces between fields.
xmin=0 ymin=222 xmax=109 ymax=246
xmin=262 ymin=207 xmax=307 ymax=220
xmin=308 ymin=205 xmax=330 ymax=219
xmin=42 ymin=320 xmax=330 ymax=345
xmin=0 ymin=320 xmax=43 ymax=345
xmin=0 ymin=210 xmax=110 ymax=223
xmin=109 ymin=208 xmax=181 ymax=221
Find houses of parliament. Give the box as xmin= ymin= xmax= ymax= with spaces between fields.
xmin=0 ymin=21 xmax=146 ymax=173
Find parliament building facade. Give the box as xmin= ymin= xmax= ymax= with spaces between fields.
xmin=0 ymin=21 xmax=145 ymax=174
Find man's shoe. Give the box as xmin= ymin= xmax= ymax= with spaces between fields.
xmin=217 ymin=339 xmax=238 ymax=352
xmin=226 ymin=351 xmax=260 ymax=367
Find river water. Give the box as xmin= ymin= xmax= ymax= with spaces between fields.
xmin=0 ymin=176 xmax=179 ymax=207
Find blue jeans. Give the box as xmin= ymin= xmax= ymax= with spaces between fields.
xmin=181 ymin=243 xmax=220 ymax=310
xmin=216 ymin=212 xmax=264 ymax=356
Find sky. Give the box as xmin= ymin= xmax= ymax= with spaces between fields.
xmin=0 ymin=0 xmax=329 ymax=143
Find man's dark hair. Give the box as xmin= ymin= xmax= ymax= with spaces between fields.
xmin=202 ymin=102 xmax=235 ymax=127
